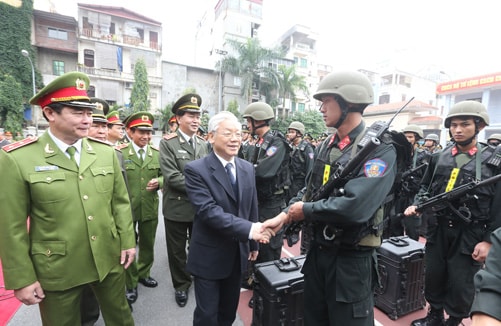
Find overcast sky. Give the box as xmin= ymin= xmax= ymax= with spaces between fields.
xmin=34 ymin=0 xmax=501 ymax=80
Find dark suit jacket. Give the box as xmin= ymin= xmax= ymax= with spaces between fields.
xmin=184 ymin=152 xmax=259 ymax=280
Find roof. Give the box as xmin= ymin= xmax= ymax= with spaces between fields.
xmin=408 ymin=116 xmax=443 ymax=125
xmin=77 ymin=3 xmax=161 ymax=26
xmin=364 ymin=100 xmax=438 ymax=116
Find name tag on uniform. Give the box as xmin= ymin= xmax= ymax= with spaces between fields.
xmin=177 ymin=149 xmax=187 ymax=154
xmin=35 ymin=165 xmax=59 ymax=172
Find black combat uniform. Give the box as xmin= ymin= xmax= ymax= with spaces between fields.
xmin=414 ymin=142 xmax=501 ymax=320
xmin=289 ymin=122 xmax=397 ymax=325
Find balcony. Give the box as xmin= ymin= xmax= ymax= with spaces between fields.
xmin=76 ymin=65 xmax=163 ymax=86
xmin=79 ymin=28 xmax=161 ymax=52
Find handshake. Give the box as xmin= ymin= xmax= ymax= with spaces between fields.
xmin=251 ymin=201 xmax=305 ymax=244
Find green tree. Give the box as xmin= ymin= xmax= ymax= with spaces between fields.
xmin=0 ymin=75 xmax=25 ymax=133
xmin=277 ymin=65 xmax=309 ymax=116
xmin=271 ymin=109 xmax=325 ymax=138
xmin=226 ymin=99 xmax=241 ymax=121
xmin=218 ymin=38 xmax=284 ymax=104
xmin=157 ymin=103 xmax=174 ymax=134
xmin=129 ymin=58 xmax=149 ymax=113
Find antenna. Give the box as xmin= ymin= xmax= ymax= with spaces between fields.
xmin=388 ymin=96 xmax=414 ymax=127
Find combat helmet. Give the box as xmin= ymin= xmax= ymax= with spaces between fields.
xmin=445 ymin=100 xmax=489 ymax=128
xmin=402 ymin=124 xmax=424 ymax=139
xmin=242 ymin=102 xmax=275 ymax=121
xmin=313 ymin=70 xmax=374 ymax=107
xmin=488 ymin=133 xmax=501 ymax=142
xmin=425 ymin=133 xmax=439 ymax=142
xmin=288 ymin=121 xmax=305 ymax=135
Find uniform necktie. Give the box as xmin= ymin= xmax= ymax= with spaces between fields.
xmin=225 ymin=163 xmax=238 ymax=196
xmin=189 ymin=137 xmax=195 ymax=149
xmin=66 ymin=146 xmax=78 ymax=167
xmin=138 ymin=148 xmax=144 ymax=164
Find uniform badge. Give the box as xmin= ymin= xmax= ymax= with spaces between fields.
xmin=266 ymin=146 xmax=277 ymax=157
xmin=35 ymin=165 xmax=59 ymax=172
xmin=308 ymin=152 xmax=314 ymax=160
xmin=364 ymin=159 xmax=387 ymax=177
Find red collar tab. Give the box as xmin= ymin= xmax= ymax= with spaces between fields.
xmin=337 ymin=135 xmax=351 ymax=150
xmin=451 ymin=146 xmax=478 ymax=157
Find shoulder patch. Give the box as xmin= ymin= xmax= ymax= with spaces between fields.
xmin=364 ymin=158 xmax=387 ymax=177
xmin=163 ymin=133 xmax=178 ymax=140
xmin=266 ymin=146 xmax=278 ymax=157
xmin=150 ymin=145 xmax=159 ymax=151
xmin=2 ymin=137 xmax=38 ymax=152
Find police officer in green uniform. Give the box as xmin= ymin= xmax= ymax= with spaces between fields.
xmin=263 ymin=70 xmax=398 ymax=325
xmin=405 ymin=100 xmax=501 ymax=326
xmin=385 ymin=124 xmax=429 ymax=240
xmin=106 ymin=109 xmax=126 ymax=146
xmin=159 ymin=93 xmax=209 ymax=307
xmin=286 ymin=121 xmax=314 ymax=254
xmin=121 ymin=111 xmax=163 ymax=308
xmin=0 ymin=72 xmax=135 ymax=325
xmin=471 ymin=226 xmax=501 ymax=325
xmin=238 ymin=124 xmax=251 ymax=160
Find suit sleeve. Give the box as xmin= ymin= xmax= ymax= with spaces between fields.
xmin=184 ymin=162 xmax=253 ymax=242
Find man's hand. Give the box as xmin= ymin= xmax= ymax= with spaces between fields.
xmin=146 ymin=178 xmax=159 ymax=191
xmin=248 ymin=250 xmax=259 ymax=261
xmin=472 ymin=241 xmax=492 ymax=263
xmin=14 ymin=281 xmax=45 ymax=305
xmin=121 ymin=248 xmax=136 ymax=269
xmin=251 ymin=222 xmax=273 ymax=243
xmin=262 ymin=212 xmax=288 ymax=235
xmin=288 ymin=202 xmax=305 ymax=222
xmin=404 ymin=205 xmax=419 ymax=216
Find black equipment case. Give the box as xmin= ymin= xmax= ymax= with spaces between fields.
xmin=251 ymin=255 xmax=305 ymax=326
xmin=375 ymin=236 xmax=426 ymax=320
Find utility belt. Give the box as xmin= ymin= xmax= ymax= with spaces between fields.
xmin=433 ymin=205 xmax=488 ymax=225
xmin=311 ymin=222 xmax=381 ymax=249
xmin=436 ymin=213 xmax=489 ymax=229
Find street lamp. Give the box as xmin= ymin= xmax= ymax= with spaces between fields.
xmin=21 ymin=49 xmax=37 ymax=135
xmin=214 ymin=49 xmax=228 ymax=113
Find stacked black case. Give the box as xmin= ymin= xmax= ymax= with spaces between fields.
xmin=375 ymin=236 xmax=426 ymax=320
xmin=251 ymin=255 xmax=305 ymax=326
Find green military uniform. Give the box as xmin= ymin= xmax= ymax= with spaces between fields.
xmin=0 ymin=134 xmax=135 ymax=325
xmin=159 ymin=94 xmax=209 ymax=299
xmin=0 ymin=71 xmax=135 ymax=326
xmin=122 ymin=112 xmax=163 ymax=292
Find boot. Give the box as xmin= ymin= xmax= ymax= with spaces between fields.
xmin=411 ymin=308 xmax=445 ymax=326
xmin=444 ymin=316 xmax=463 ymax=326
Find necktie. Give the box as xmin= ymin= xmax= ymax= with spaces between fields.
xmin=225 ymin=163 xmax=238 ymax=196
xmin=66 ymin=146 xmax=78 ymax=167
xmin=189 ymin=138 xmax=195 ymax=150
xmin=138 ymin=148 xmax=144 ymax=164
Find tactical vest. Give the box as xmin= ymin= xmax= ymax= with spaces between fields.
xmin=427 ymin=144 xmax=500 ymax=221
xmin=307 ymin=133 xmax=384 ymax=248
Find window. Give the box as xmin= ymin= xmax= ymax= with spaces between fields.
xmin=53 ymin=61 xmax=64 ymax=76
xmin=48 ymin=28 xmax=68 ymax=40
xmin=84 ymin=49 xmax=94 ymax=67
xmin=300 ymin=58 xmax=307 ymax=68
xmin=298 ymin=103 xmax=305 ymax=112
xmin=87 ymin=85 xmax=95 ymax=98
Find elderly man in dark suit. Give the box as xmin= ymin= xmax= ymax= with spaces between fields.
xmin=184 ymin=111 xmax=270 ymax=326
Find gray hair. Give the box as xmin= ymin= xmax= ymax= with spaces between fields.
xmin=208 ymin=111 xmax=241 ymax=132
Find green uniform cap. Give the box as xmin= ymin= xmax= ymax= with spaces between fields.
xmin=125 ymin=111 xmax=154 ymax=131
xmin=172 ymin=93 xmax=202 ymax=115
xmin=106 ymin=110 xmax=124 ymax=125
xmin=89 ymin=97 xmax=109 ymax=123
xmin=29 ymin=71 xmax=95 ymax=110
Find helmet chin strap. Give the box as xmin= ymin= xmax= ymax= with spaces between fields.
xmin=452 ymin=127 xmax=479 ymax=147
xmin=250 ymin=120 xmax=268 ymax=137
xmin=333 ymin=96 xmax=349 ymax=129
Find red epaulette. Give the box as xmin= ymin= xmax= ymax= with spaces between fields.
xmin=2 ymin=137 xmax=38 ymax=152
xmin=163 ymin=133 xmax=178 ymax=140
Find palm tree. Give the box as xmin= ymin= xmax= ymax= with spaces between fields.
xmin=276 ymin=64 xmax=309 ymax=118
xmin=218 ymin=38 xmax=284 ymax=104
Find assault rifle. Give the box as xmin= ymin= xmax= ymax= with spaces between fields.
xmin=283 ymin=97 xmax=415 ymax=247
xmin=400 ymin=162 xmax=428 ymax=194
xmin=415 ymin=173 xmax=501 ymax=223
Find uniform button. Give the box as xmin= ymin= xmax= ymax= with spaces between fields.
xmin=83 ymin=195 xmax=89 ymax=200
xmin=46 ymin=249 xmax=51 ymax=256
xmin=46 ymin=177 xmax=52 ymax=181
xmin=79 ymin=175 xmax=84 ymax=180
xmin=177 ymin=197 xmax=181 ymax=200
xmin=91 ymin=235 xmax=97 ymax=241
xmin=88 ymin=216 xmax=94 ymax=221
